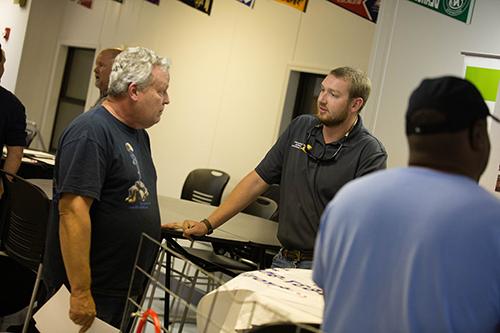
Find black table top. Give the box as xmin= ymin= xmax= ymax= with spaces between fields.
xmin=159 ymin=196 xmax=281 ymax=249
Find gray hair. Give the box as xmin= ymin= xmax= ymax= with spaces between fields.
xmin=108 ymin=47 xmax=170 ymax=97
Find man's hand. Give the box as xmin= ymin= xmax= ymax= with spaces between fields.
xmin=161 ymin=221 xmax=184 ymax=231
xmin=162 ymin=220 xmax=209 ymax=238
xmin=69 ymin=289 xmax=96 ymax=333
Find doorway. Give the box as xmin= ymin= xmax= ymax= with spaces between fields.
xmin=279 ymin=70 xmax=325 ymax=135
xmin=49 ymin=47 xmax=95 ymax=151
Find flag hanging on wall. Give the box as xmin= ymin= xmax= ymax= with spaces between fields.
xmin=327 ymin=0 xmax=380 ymax=23
xmin=236 ymin=0 xmax=256 ymax=9
xmin=79 ymin=0 xmax=92 ymax=8
xmin=407 ymin=0 xmax=475 ymax=24
xmin=178 ymin=0 xmax=213 ymax=15
xmin=69 ymin=0 xmax=93 ymax=9
xmin=274 ymin=0 xmax=309 ymax=12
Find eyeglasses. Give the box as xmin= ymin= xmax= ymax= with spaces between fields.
xmin=303 ymin=126 xmax=343 ymax=162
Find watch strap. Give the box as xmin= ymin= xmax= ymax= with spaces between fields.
xmin=200 ymin=218 xmax=213 ymax=235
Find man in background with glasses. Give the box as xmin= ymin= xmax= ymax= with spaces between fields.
xmin=166 ymin=67 xmax=387 ymax=269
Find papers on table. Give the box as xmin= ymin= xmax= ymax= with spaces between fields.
xmin=34 ymin=286 xmax=119 ymax=333
xmin=23 ymin=148 xmax=55 ymax=166
xmin=23 ymin=148 xmax=55 ymax=159
xmin=2 ymin=146 xmax=56 ymax=166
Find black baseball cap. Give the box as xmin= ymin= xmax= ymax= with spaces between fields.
xmin=406 ymin=76 xmax=500 ymax=135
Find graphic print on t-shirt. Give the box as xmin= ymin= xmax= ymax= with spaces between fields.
xmin=124 ymin=142 xmax=150 ymax=204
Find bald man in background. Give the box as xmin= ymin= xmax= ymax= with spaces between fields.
xmin=92 ymin=48 xmax=121 ymax=107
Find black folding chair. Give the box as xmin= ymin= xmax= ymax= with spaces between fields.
xmin=261 ymin=184 xmax=280 ymax=222
xmin=180 ymin=168 xmax=259 ymax=269
xmin=0 ymin=169 xmax=50 ymax=333
xmin=217 ymin=186 xmax=280 ymax=267
xmin=181 ymin=169 xmax=230 ymax=206
xmin=242 ymin=196 xmax=278 ymax=220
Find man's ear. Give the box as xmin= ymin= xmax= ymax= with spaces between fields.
xmin=469 ymin=119 xmax=488 ymax=151
xmin=128 ymin=82 xmax=140 ymax=102
xmin=350 ymin=97 xmax=364 ymax=113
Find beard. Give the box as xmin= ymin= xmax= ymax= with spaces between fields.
xmin=315 ymin=104 xmax=349 ymax=127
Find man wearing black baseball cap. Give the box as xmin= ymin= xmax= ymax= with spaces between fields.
xmin=313 ymin=76 xmax=500 ymax=333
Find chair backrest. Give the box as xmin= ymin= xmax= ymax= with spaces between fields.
xmin=25 ymin=120 xmax=48 ymax=151
xmin=0 ymin=170 xmax=50 ymax=271
xmin=242 ymin=196 xmax=278 ymax=220
xmin=261 ymin=184 xmax=280 ymax=222
xmin=25 ymin=124 xmax=37 ymax=147
xmin=181 ymin=169 xmax=230 ymax=206
xmin=262 ymin=184 xmax=280 ymax=203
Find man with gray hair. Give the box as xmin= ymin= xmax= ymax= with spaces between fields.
xmin=43 ymin=47 xmax=170 ymax=331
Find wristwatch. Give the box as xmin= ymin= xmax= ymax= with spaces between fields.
xmin=200 ymin=218 xmax=213 ymax=235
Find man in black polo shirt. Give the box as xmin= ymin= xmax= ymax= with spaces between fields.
xmin=166 ymin=67 xmax=387 ymax=269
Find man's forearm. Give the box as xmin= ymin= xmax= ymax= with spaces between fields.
xmin=207 ymin=170 xmax=269 ymax=228
xmin=59 ymin=196 xmax=93 ymax=294
xmin=4 ymin=146 xmax=24 ymax=175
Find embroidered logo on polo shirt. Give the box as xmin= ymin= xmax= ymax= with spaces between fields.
xmin=291 ymin=141 xmax=310 ymax=154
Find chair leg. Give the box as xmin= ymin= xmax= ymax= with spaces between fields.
xmin=22 ymin=263 xmax=43 ymax=333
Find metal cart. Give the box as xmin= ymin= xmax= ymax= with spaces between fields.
xmin=122 ymin=234 xmax=322 ymax=333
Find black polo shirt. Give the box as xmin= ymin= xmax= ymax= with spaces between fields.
xmin=255 ymin=114 xmax=387 ymax=251
xmin=0 ymin=86 xmax=26 ymax=148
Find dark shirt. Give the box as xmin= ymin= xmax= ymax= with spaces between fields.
xmin=43 ymin=106 xmax=161 ymax=296
xmin=255 ymin=114 xmax=387 ymax=251
xmin=0 ymin=86 xmax=26 ymax=148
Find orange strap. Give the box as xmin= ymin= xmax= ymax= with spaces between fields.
xmin=136 ymin=308 xmax=161 ymax=333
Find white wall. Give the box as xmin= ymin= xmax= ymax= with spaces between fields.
xmin=17 ymin=0 xmax=375 ymax=198
xmin=0 ymin=0 xmax=31 ymax=91
xmin=15 ymin=0 xmax=65 ymax=149
xmin=369 ymin=0 xmax=500 ymax=194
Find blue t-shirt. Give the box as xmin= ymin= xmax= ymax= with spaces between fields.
xmin=313 ymin=167 xmax=500 ymax=333
xmin=44 ymin=107 xmax=161 ymax=296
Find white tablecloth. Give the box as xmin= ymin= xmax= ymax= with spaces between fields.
xmin=196 ymin=268 xmax=323 ymax=333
